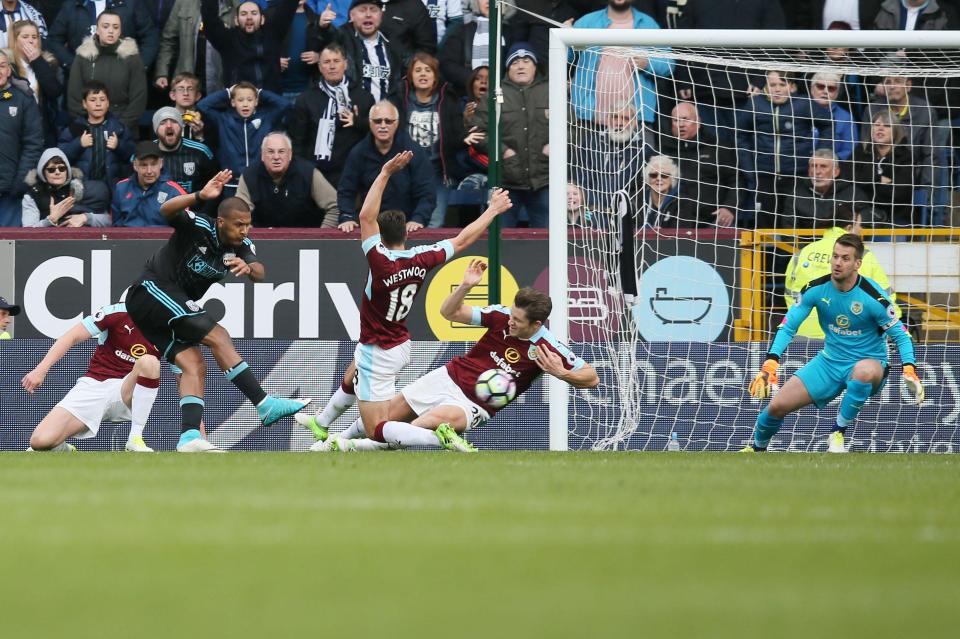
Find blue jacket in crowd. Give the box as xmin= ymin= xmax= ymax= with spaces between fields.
xmin=58 ymin=112 xmax=135 ymax=187
xmin=111 ymin=174 xmax=186 ymax=226
xmin=197 ymin=88 xmax=292 ymax=178
xmin=814 ymin=101 xmax=858 ymax=162
xmin=736 ymin=93 xmax=834 ymax=178
xmin=337 ymin=133 xmax=436 ymax=225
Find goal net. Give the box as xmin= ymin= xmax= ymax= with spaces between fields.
xmin=548 ymin=28 xmax=960 ymax=452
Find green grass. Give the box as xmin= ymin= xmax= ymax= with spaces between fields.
xmin=0 ymin=452 xmax=957 ymax=639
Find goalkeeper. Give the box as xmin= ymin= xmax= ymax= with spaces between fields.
xmin=744 ymin=232 xmax=923 ymax=453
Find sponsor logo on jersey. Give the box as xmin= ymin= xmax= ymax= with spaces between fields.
xmin=836 ymin=314 xmax=850 ymax=328
xmin=186 ymin=254 xmax=221 ymax=279
xmin=130 ymin=344 xmax=148 ymax=358
xmin=851 ymin=301 xmax=863 ymax=315
xmin=829 ymin=325 xmax=863 ymax=337
xmin=505 ymin=347 xmax=521 ymax=364
xmin=489 ymin=350 xmax=519 ymax=377
xmin=114 ymin=348 xmax=136 ymax=363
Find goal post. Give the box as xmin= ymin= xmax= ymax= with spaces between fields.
xmin=548 ymin=27 xmax=960 ymax=452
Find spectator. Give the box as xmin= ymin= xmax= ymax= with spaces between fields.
xmin=462 ymin=63 xmax=487 ymax=126
xmin=47 ymin=0 xmax=159 ymax=70
xmin=571 ymin=101 xmax=648 ymax=213
xmin=736 ymin=69 xmax=834 ymax=228
xmin=455 ymin=63 xmax=488 ymax=180
xmin=505 ymin=1 xmax=579 ymax=74
xmin=780 ymin=0 xmax=883 ymax=29
xmin=309 ymin=0 xmax=404 ymax=104
xmin=852 ymin=110 xmax=916 ymax=226
xmin=567 ymin=182 xmax=600 ymax=228
xmin=59 ymin=80 xmax=135 ymax=186
xmin=659 ymin=101 xmax=740 ymax=228
xmin=570 ymin=0 xmax=673 ymax=127
xmin=639 ymin=155 xmax=680 ymax=228
xmin=197 ymin=80 xmax=292 ymax=179
xmin=154 ymin=0 xmax=243 ymax=95
xmin=422 ymin=0 xmax=463 ymax=44
xmin=862 ymin=74 xmax=935 ymax=186
xmin=0 ymin=295 xmax=20 ymax=338
xmin=111 ymin=140 xmax=187 ymax=226
xmin=380 ymin=0 xmax=436 ymax=64
xmin=290 ymin=43 xmax=373 ymax=188
xmin=337 ymin=100 xmax=435 ymax=231
xmin=22 ymin=148 xmax=111 ymax=227
xmin=819 ymin=24 xmax=869 ymax=121
xmin=783 ymin=202 xmax=898 ymax=340
xmin=474 ymin=43 xmax=548 ymax=227
xmin=152 ymin=106 xmax=218 ymax=193
xmin=0 ymin=0 xmax=47 ymax=48
xmin=165 ymin=72 xmax=208 ymax=143
xmin=66 ymin=11 xmax=148 ymax=131
xmin=440 ymin=0 xmax=498 ymax=97
xmin=809 ymin=70 xmax=857 ymax=161
xmin=398 ymin=52 xmax=465 ymax=227
xmin=783 ymin=149 xmax=867 ymax=228
xmin=236 ymin=131 xmax=340 ymax=227
xmin=873 ymin=0 xmax=954 ymax=31
xmin=200 ymin=0 xmax=300 ymax=94
xmin=7 ymin=19 xmax=63 ymax=146
xmin=280 ymin=0 xmax=317 ymax=98
xmin=0 ymin=49 xmax=43 ymax=226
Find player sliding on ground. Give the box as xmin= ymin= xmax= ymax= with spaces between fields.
xmin=744 ymin=233 xmax=924 ymax=453
xmin=125 ymin=169 xmax=309 ymax=453
xmin=313 ymin=259 xmax=600 ymax=452
xmin=295 ymin=151 xmax=512 ymax=449
xmin=22 ymin=304 xmax=161 ymax=452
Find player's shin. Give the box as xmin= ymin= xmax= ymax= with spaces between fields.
xmin=376 ymin=420 xmax=442 ymax=449
xmin=753 ymin=408 xmax=784 ymax=450
xmin=836 ymin=379 xmax=872 ymax=434
xmin=340 ymin=417 xmax=366 ymax=440
xmin=180 ymin=396 xmax=204 ymax=434
xmin=316 ymin=382 xmax=356 ymax=426
xmin=130 ymin=376 xmax=159 ymax=440
xmin=224 ymin=361 xmax=267 ymax=405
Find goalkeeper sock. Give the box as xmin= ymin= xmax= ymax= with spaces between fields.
xmin=180 ymin=396 xmax=204 ymax=434
xmin=377 ymin=421 xmax=442 ymax=449
xmin=225 ymin=361 xmax=267 ymax=405
xmin=754 ymin=408 xmax=784 ymax=449
xmin=837 ymin=379 xmax=873 ymax=433
xmin=316 ymin=385 xmax=355 ymax=426
xmin=340 ymin=417 xmax=366 ymax=440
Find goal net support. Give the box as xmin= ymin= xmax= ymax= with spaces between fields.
xmin=548 ymin=28 xmax=960 ymax=452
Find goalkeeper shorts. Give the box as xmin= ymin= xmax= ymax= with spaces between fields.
xmin=794 ymin=353 xmax=889 ymax=409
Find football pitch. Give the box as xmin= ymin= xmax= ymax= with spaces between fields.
xmin=1 ymin=452 xmax=956 ymax=639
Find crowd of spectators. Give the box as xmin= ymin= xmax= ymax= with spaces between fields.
xmin=0 ymin=0 xmax=959 ymax=230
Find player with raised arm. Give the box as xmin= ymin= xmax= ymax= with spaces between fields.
xmin=295 ymin=151 xmax=512 ymax=448
xmin=124 ymin=168 xmax=309 ymax=453
xmin=22 ymin=304 xmax=161 ymax=452
xmin=744 ymin=233 xmax=923 ymax=453
xmin=318 ymin=259 xmax=600 ymax=452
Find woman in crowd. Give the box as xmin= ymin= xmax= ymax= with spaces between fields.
xmin=398 ymin=52 xmax=466 ymax=227
xmin=21 ymin=148 xmax=111 ymax=227
xmin=852 ymin=110 xmax=915 ymax=226
xmin=639 ymin=155 xmax=680 ymax=228
xmin=7 ymin=20 xmax=63 ymax=146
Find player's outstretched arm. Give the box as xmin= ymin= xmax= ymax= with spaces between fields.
xmin=359 ymin=151 xmax=413 ymax=241
xmin=21 ymin=322 xmax=93 ymax=393
xmin=159 ymin=169 xmax=233 ymax=220
xmin=534 ymin=345 xmax=600 ymax=389
xmin=882 ymin=310 xmax=924 ymax=404
xmin=447 ymin=188 xmax=512 ymax=254
xmin=440 ymin=258 xmax=487 ymax=325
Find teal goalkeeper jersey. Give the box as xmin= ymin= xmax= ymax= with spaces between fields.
xmin=769 ymin=274 xmax=916 ymax=366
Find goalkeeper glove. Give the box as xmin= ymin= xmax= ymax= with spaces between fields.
xmin=903 ymin=364 xmax=924 ymax=404
xmin=749 ymin=359 xmax=780 ymax=400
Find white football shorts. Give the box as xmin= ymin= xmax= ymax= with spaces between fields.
xmin=354 ymin=340 xmax=412 ymax=402
xmin=56 ymin=375 xmax=132 ymax=438
xmin=400 ymin=366 xmax=490 ymax=431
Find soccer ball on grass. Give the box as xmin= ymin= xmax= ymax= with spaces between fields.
xmin=475 ymin=369 xmax=517 ymax=409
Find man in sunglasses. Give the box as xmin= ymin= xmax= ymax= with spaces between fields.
xmin=336 ymin=100 xmax=435 ymax=233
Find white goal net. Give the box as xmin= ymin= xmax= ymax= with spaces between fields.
xmin=548 ymin=28 xmax=960 ymax=452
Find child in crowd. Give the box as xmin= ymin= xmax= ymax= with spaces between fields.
xmin=58 ymin=81 xmax=135 ymax=189
xmin=168 ymin=72 xmax=207 ymax=143
xmin=197 ymin=81 xmax=292 ymax=185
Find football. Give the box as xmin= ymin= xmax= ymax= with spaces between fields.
xmin=475 ymin=369 xmax=517 ymax=409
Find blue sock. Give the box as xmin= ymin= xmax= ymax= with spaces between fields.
xmin=836 ymin=379 xmax=873 ymax=434
xmin=754 ymin=408 xmax=784 ymax=449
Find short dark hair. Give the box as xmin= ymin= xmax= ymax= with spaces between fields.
xmin=322 ymin=43 xmax=347 ymax=59
xmin=82 ymin=80 xmax=110 ymax=100
xmin=835 ymin=232 xmax=864 ymax=259
xmin=378 ymin=210 xmax=407 ymax=246
xmin=218 ymin=197 xmax=250 ymax=218
xmin=236 ymin=1 xmax=262 ymax=16
xmin=97 ymin=9 xmax=122 ymax=26
xmin=513 ymin=287 xmax=552 ymax=324
xmin=466 ymin=65 xmax=489 ymax=100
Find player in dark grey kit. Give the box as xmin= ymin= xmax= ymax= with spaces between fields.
xmin=125 ymin=168 xmax=309 ymax=452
